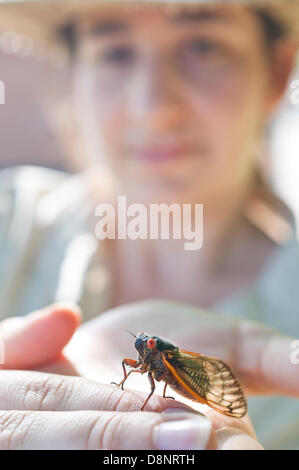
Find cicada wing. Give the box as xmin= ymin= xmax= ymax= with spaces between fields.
xmin=163 ymin=350 xmax=247 ymax=419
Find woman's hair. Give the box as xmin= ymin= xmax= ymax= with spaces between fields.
xmin=255 ymin=8 xmax=287 ymax=46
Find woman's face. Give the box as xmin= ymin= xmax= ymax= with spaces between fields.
xmin=72 ymin=4 xmax=287 ymax=203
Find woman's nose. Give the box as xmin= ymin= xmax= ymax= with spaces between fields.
xmin=128 ymin=54 xmax=187 ymax=131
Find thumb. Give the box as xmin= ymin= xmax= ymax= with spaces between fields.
xmin=0 ymin=409 xmax=214 ymax=450
xmin=0 ymin=303 xmax=81 ymax=369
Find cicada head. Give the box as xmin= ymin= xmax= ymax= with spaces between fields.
xmin=135 ymin=332 xmax=178 ymax=359
xmin=134 ymin=332 xmax=150 ymax=358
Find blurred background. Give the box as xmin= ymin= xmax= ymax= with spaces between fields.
xmin=0 ymin=31 xmax=69 ymax=171
xmin=0 ymin=29 xmax=299 ymax=227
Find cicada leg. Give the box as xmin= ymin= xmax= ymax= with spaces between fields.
xmin=162 ymin=382 xmax=175 ymax=401
xmin=140 ymin=372 xmax=156 ymax=411
xmin=111 ymin=358 xmax=141 ymax=390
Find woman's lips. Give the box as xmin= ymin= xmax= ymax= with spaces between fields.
xmin=133 ymin=142 xmax=193 ymax=162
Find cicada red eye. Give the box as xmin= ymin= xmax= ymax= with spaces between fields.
xmin=147 ymin=338 xmax=156 ymax=349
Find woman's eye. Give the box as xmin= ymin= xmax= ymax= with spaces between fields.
xmin=186 ymin=39 xmax=225 ymax=58
xmin=100 ymin=46 xmax=135 ymax=65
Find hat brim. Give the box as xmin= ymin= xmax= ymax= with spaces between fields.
xmin=0 ymin=0 xmax=298 ymax=64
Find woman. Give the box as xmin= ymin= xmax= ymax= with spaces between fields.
xmin=0 ymin=0 xmax=299 ymax=450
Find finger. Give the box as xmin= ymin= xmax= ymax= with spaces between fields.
xmin=0 ymin=370 xmax=196 ymax=413
xmin=35 ymin=354 xmax=80 ymax=376
xmin=216 ymin=427 xmax=263 ymax=450
xmin=0 ymin=409 xmax=214 ymax=450
xmin=0 ymin=370 xmax=258 ymax=449
xmin=201 ymin=405 xmax=255 ymax=438
xmin=0 ymin=303 xmax=81 ymax=369
xmin=164 ymin=400 xmax=262 ymax=450
xmin=235 ymin=320 xmax=299 ymax=397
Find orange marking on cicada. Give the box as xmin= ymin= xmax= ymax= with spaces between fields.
xmin=123 ymin=358 xmax=140 ymax=368
xmin=178 ymin=349 xmax=206 ymax=358
xmin=147 ymin=338 xmax=156 ymax=349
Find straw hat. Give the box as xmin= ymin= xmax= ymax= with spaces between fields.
xmin=0 ymin=0 xmax=298 ymax=63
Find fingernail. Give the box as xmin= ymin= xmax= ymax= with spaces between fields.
xmin=154 ymin=413 xmax=212 ymax=450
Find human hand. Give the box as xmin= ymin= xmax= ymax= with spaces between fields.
xmin=63 ymin=298 xmax=298 ymax=398
xmin=0 ymin=301 xmax=267 ymax=449
xmin=0 ymin=304 xmax=218 ymax=449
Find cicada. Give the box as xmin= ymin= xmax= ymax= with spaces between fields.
xmin=112 ymin=332 xmax=247 ymax=418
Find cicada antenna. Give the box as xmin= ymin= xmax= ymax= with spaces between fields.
xmin=125 ymin=329 xmax=137 ymax=338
